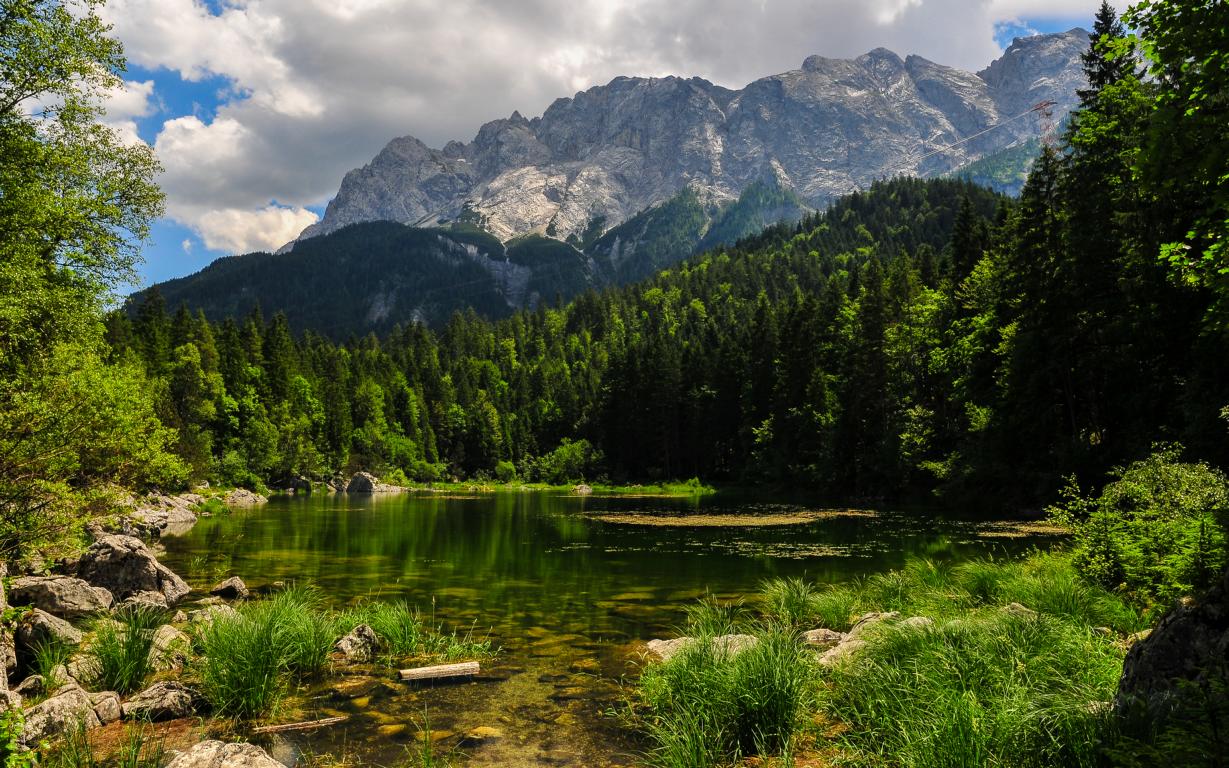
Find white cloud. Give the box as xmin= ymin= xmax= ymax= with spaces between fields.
xmin=100 ymin=79 xmax=156 ymax=145
xmin=101 ymin=0 xmax=1100 ymax=259
xmin=196 ymin=205 xmax=320 ymax=254
xmin=181 ymin=238 xmax=194 ymax=253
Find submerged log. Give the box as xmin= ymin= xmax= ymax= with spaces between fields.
xmin=398 ymin=661 xmax=480 ymax=683
xmin=252 ymin=716 xmax=347 ymax=734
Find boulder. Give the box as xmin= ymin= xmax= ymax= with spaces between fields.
xmin=1116 ymin=566 xmax=1229 ymax=716
xmin=90 ymin=691 xmax=122 ymax=724
xmin=900 ymin=616 xmax=935 ymax=631
xmin=818 ymin=637 xmax=868 ymax=667
xmin=800 ymin=628 xmax=845 ymax=650
xmin=645 ymin=633 xmax=758 ymax=663
xmin=335 ymin=624 xmax=382 ymax=663
xmin=149 ymin=625 xmax=191 ymax=672
xmin=223 ymin=489 xmax=268 ymax=507
xmin=13 ymin=675 xmax=44 ymax=698
xmin=8 ymin=576 xmax=114 ymax=619
xmin=346 ymin=472 xmax=379 ymax=493
xmin=188 ymin=604 xmax=239 ymax=626
xmin=130 ymin=493 xmax=200 ymax=536
xmin=21 ymin=683 xmax=100 ymax=745
xmin=67 ymin=534 xmax=191 ymax=605
xmin=16 ymin=608 xmax=83 ymax=651
xmin=572 ymin=484 xmax=593 ymax=496
xmin=122 ymin=590 xmax=170 ymax=611
xmin=65 ymin=656 xmax=100 ymax=686
xmin=846 ymin=611 xmax=901 ymax=641
xmin=1003 ymin=602 xmax=1038 ymax=620
xmin=164 ymin=741 xmax=284 ymax=768
xmin=121 ymin=681 xmax=203 ymax=721
xmin=209 ymin=577 xmax=249 ymax=600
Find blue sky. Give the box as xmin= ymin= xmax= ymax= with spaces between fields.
xmin=109 ymin=1 xmax=1103 ymax=291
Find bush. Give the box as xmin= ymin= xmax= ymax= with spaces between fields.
xmin=90 ymin=605 xmax=166 ymax=695
xmin=532 ymin=438 xmax=602 ymax=484
xmin=494 ymin=460 xmax=517 ymax=483
xmin=384 ymin=467 xmax=410 ymax=486
xmin=1049 ymin=444 xmax=1229 ymax=607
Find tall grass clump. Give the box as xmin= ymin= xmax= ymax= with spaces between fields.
xmin=90 ymin=605 xmax=166 ymax=695
xmin=31 ymin=639 xmax=71 ymax=691
xmin=760 ymin=577 xmax=823 ymax=628
xmin=198 ymin=585 xmax=337 ymax=718
xmin=340 ymin=599 xmax=495 ymax=663
xmin=637 ymin=606 xmax=815 ymax=767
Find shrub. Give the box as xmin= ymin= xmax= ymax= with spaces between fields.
xmin=384 ymin=467 xmax=410 ymax=487
xmin=494 ymin=460 xmax=517 ymax=483
xmin=90 ymin=605 xmax=166 ymax=695
xmin=1049 ymin=444 xmax=1229 ymax=607
xmin=532 ymin=438 xmax=602 ymax=484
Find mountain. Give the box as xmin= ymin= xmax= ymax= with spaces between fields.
xmin=292 ymin=29 xmax=1087 ymax=248
xmin=143 ymin=30 xmax=1088 ymax=334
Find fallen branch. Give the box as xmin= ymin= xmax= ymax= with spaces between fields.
xmin=398 ymin=661 xmax=481 ymax=683
xmin=252 ymin=716 xmax=348 ymax=734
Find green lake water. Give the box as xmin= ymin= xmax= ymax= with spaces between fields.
xmin=158 ymin=491 xmax=1064 ymax=767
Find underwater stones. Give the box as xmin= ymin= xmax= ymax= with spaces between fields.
xmin=164 ymin=741 xmax=284 ymax=768
xmin=335 ymin=624 xmax=382 ymax=663
xmin=9 ymin=576 xmax=114 ymax=619
xmin=209 ymin=577 xmax=249 ymax=600
xmin=568 ymin=658 xmax=602 ymax=674
xmin=461 ymin=726 xmax=504 ymax=744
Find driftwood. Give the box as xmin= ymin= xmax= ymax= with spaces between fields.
xmin=252 ymin=716 xmax=347 ymax=734
xmin=398 ymin=661 xmax=480 ymax=683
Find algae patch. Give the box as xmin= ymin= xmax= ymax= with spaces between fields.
xmin=588 ymin=508 xmax=876 ymax=528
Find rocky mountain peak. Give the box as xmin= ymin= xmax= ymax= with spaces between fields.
xmin=290 ymin=30 xmax=1088 ymax=248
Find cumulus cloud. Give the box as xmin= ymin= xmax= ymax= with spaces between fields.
xmin=196 ymin=205 xmax=320 ymax=254
xmin=100 ymin=79 xmax=156 ymax=145
xmin=100 ymin=0 xmax=1102 ymax=256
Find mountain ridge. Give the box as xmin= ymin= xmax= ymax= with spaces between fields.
xmin=290 ymin=28 xmax=1087 ymax=249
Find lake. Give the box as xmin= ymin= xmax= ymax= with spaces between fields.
xmin=158 ymin=490 xmax=1063 ymax=766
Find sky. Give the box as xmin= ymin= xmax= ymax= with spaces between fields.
xmin=94 ymin=0 xmax=1122 ymax=288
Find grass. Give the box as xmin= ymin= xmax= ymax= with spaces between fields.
xmin=637 ymin=602 xmax=815 ymax=767
xmin=31 ymin=639 xmax=72 ymax=692
xmin=47 ymin=718 xmax=165 ymax=768
xmin=640 ymin=552 xmax=1147 ymax=768
xmin=338 ymin=599 xmax=496 ymax=664
xmin=90 ymin=605 xmax=167 ymax=695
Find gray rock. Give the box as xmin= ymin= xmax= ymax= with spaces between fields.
xmin=900 ymin=616 xmax=935 ymax=631
xmin=149 ymin=625 xmax=191 ymax=672
xmin=90 ymin=691 xmax=122 ymax=724
xmin=1003 ymin=602 xmax=1038 ymax=619
xmin=21 ymin=683 xmax=100 ymax=745
xmin=16 ymin=608 xmax=83 ymax=651
xmin=289 ymin=31 xmax=1088 ymax=256
xmin=209 ymin=577 xmax=249 ymax=600
xmin=65 ymin=656 xmax=99 ymax=686
xmin=334 ymin=624 xmax=382 ymax=663
xmin=646 ymin=633 xmax=758 ymax=662
xmin=122 ymin=590 xmax=170 ymax=611
xmin=130 ymin=493 xmax=201 ymax=536
xmin=344 ymin=472 xmax=404 ymax=493
xmin=800 ymin=628 xmax=845 ymax=650
xmin=9 ymin=576 xmax=114 ymax=619
xmin=1116 ymin=566 xmax=1229 ymax=717
xmin=818 ymin=637 xmax=868 ymax=667
xmin=121 ymin=681 xmax=203 ymax=721
xmin=66 ymin=534 xmax=191 ymax=606
xmin=13 ymin=675 xmax=44 ymax=698
xmin=164 ymin=741 xmax=284 ymax=768
xmin=188 ymin=604 xmax=239 ymax=626
xmin=223 ymin=489 xmax=267 ymax=507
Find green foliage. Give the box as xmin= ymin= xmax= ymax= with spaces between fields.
xmin=338 ymin=599 xmax=494 ymax=663
xmin=0 ymin=708 xmax=36 ymax=768
xmin=31 ymin=639 xmax=71 ymax=691
xmin=531 ymin=438 xmax=601 ymax=485
xmin=637 ymin=621 xmax=815 ymax=766
xmin=89 ymin=604 xmax=166 ymax=695
xmin=1049 ymin=445 xmax=1229 ymax=607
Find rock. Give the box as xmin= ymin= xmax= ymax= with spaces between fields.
xmin=209 ymin=577 xmax=249 ymax=600
xmin=1116 ymin=566 xmax=1229 ymax=717
xmin=122 ymin=590 xmax=170 ymax=611
xmin=462 ymin=726 xmax=504 ymax=745
xmin=646 ymin=633 xmax=758 ymax=662
xmin=130 ymin=493 xmax=200 ymax=536
xmin=16 ymin=608 xmax=83 ymax=651
xmin=8 ymin=576 xmax=114 ymax=619
xmin=335 ymin=624 xmax=382 ymax=663
xmin=1002 ymin=602 xmax=1038 ymax=619
xmin=149 ymin=625 xmax=191 ymax=672
xmin=65 ymin=656 xmax=99 ymax=685
xmin=21 ymin=683 xmax=100 ymax=744
xmin=188 ymin=604 xmax=239 ymax=626
xmin=0 ymin=691 xmax=20 ymax=712
xmin=66 ymin=534 xmax=191 ymax=606
xmin=572 ymin=484 xmax=593 ymax=496
xmin=223 ymin=489 xmax=268 ymax=507
xmin=344 ymin=472 xmax=404 ymax=493
xmin=900 ymin=616 xmax=935 ymax=631
xmin=847 ymin=611 xmax=901 ymax=641
xmin=90 ymin=691 xmax=122 ymax=724
xmin=164 ymin=741 xmax=284 ymax=768
xmin=800 ymin=628 xmax=845 ymax=650
xmin=1127 ymin=629 xmax=1152 ymax=645
xmin=818 ymin=638 xmax=868 ymax=667
xmin=13 ymin=675 xmax=44 ymax=698
xmin=121 ymin=681 xmax=203 ymax=721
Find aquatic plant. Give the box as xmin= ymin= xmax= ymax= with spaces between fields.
xmin=340 ymin=600 xmax=495 ymax=663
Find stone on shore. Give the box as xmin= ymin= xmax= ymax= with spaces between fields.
xmin=121 ymin=681 xmax=203 ymax=721
xmin=335 ymin=624 xmax=382 ymax=663
xmin=223 ymin=489 xmax=268 ymax=507
xmin=149 ymin=625 xmax=191 ymax=672
xmin=164 ymin=741 xmax=284 ymax=768
xmin=645 ymin=633 xmax=758 ymax=662
xmin=21 ymin=683 xmax=100 ymax=744
xmin=16 ymin=608 xmax=83 ymax=651
xmin=67 ymin=534 xmax=191 ymax=605
xmin=800 ymin=628 xmax=845 ymax=650
xmin=91 ymin=691 xmax=122 ymax=724
xmin=131 ymin=493 xmax=201 ymax=536
xmin=345 ymin=472 xmax=404 ymax=493
xmin=210 ymin=577 xmax=249 ymax=600
xmin=9 ymin=576 xmax=114 ymax=619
